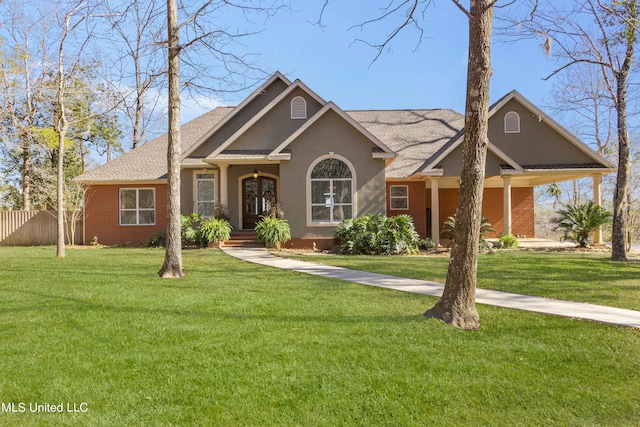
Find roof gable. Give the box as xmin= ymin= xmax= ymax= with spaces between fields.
xmin=270 ymin=102 xmax=395 ymax=160
xmin=183 ymin=72 xmax=291 ymax=159
xmin=420 ymin=90 xmax=614 ymax=176
xmin=205 ymin=79 xmax=327 ymax=160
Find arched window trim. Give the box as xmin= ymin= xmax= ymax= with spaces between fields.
xmin=291 ymin=96 xmax=307 ymax=119
xmin=504 ymin=111 xmax=520 ymax=133
xmin=306 ymin=154 xmax=357 ymax=226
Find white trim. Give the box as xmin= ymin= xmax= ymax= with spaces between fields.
xmin=306 ymin=154 xmax=357 ymax=227
xmin=119 ymin=187 xmax=156 ymax=226
xmin=389 ymin=185 xmax=409 ymax=210
xmin=423 ymin=138 xmax=523 ymax=173
xmin=192 ymin=169 xmax=218 ymax=218
xmin=183 ymin=71 xmax=292 ymax=159
xmin=271 ymin=102 xmax=395 ymax=159
xmin=206 ymin=80 xmax=326 ymax=160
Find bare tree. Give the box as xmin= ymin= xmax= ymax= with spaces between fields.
xmin=158 ymin=0 xmax=289 ymax=278
xmin=504 ymin=0 xmax=638 ymax=261
xmin=103 ymin=0 xmax=165 ymax=149
xmin=317 ymin=0 xmax=497 ymax=329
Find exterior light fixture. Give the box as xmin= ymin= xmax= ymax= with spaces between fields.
xmin=253 ymin=169 xmax=259 ymax=179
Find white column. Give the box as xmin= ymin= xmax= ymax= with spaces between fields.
xmin=430 ymin=178 xmax=440 ymax=246
xmin=503 ymin=176 xmax=512 ymax=236
xmin=593 ymin=174 xmax=603 ymax=245
xmin=219 ymin=164 xmax=229 ymax=211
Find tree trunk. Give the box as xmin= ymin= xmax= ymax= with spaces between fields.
xmin=424 ymin=0 xmax=493 ymax=330
xmin=611 ymin=33 xmax=633 ymax=262
xmin=159 ymin=0 xmax=184 ymax=278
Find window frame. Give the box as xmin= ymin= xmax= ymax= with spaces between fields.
xmin=389 ymin=185 xmax=409 ymax=210
xmin=307 ymin=155 xmax=356 ymax=226
xmin=193 ymin=170 xmax=217 ymax=218
xmin=504 ymin=111 xmax=520 ymax=133
xmin=291 ymin=96 xmax=307 ymax=119
xmin=119 ymin=188 xmax=156 ymax=226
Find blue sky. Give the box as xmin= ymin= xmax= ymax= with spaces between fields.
xmin=186 ymin=1 xmax=559 ymax=119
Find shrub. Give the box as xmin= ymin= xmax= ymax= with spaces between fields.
xmin=441 ymin=215 xmax=495 ymax=248
xmin=180 ymin=213 xmax=232 ymax=248
xmin=551 ymin=201 xmax=612 ymax=248
xmin=418 ymin=238 xmax=437 ymax=252
xmin=498 ymin=234 xmax=519 ymax=249
xmin=146 ymin=230 xmax=166 ymax=248
xmin=334 ymin=214 xmax=420 ymax=255
xmin=255 ymin=216 xmax=291 ymax=249
xmin=199 ymin=217 xmax=232 ymax=246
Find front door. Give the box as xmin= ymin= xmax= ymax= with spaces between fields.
xmin=242 ymin=176 xmax=277 ymax=229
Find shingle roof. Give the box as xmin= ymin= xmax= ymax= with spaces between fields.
xmin=78 ymin=107 xmax=463 ymax=183
xmin=77 ymin=107 xmax=234 ymax=182
xmin=347 ymin=109 xmax=464 ymax=178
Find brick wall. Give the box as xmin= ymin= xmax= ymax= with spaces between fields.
xmin=84 ymin=184 xmax=167 ymax=246
xmin=385 ymin=181 xmax=428 ymax=237
xmin=385 ymin=184 xmax=535 ymax=240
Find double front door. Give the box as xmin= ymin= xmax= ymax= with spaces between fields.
xmin=242 ymin=176 xmax=277 ymax=229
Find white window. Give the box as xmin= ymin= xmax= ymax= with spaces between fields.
xmin=120 ymin=188 xmax=155 ymax=225
xmin=291 ymin=96 xmax=307 ymax=119
xmin=310 ymin=158 xmax=353 ymax=223
xmin=390 ymin=185 xmax=409 ymax=210
xmin=504 ymin=111 xmax=520 ymax=133
xmin=195 ymin=173 xmax=216 ymax=217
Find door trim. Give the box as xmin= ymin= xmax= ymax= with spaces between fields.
xmin=237 ymin=172 xmax=279 ymax=230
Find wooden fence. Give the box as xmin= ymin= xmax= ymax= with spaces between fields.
xmin=0 ymin=210 xmax=83 ymax=246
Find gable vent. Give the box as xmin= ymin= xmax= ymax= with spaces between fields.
xmin=504 ymin=111 xmax=520 ymax=133
xmin=291 ymin=96 xmax=307 ymax=119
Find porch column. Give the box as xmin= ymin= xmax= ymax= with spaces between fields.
xmin=503 ymin=176 xmax=512 ymax=235
xmin=219 ymin=164 xmax=228 ymax=211
xmin=593 ymin=174 xmax=603 ymax=245
xmin=430 ymin=177 xmax=440 ymax=246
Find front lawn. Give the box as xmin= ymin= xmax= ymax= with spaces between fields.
xmin=279 ymin=250 xmax=640 ymax=311
xmin=0 ymin=247 xmax=638 ymax=426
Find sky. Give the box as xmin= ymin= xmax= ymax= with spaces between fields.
xmin=182 ymin=1 xmax=559 ymax=122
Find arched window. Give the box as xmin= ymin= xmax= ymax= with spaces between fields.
xmin=504 ymin=111 xmax=520 ymax=133
xmin=309 ymin=157 xmax=353 ymax=223
xmin=291 ymin=96 xmax=307 ymax=119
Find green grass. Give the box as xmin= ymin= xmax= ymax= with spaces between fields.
xmin=0 ymin=247 xmax=638 ymax=426
xmin=279 ymin=250 xmax=640 ymax=311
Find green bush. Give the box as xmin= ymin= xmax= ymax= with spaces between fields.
xmin=180 ymin=213 xmax=232 ymax=248
xmin=146 ymin=230 xmax=166 ymax=248
xmin=552 ymin=201 xmax=612 ymax=248
xmin=498 ymin=234 xmax=519 ymax=249
xmin=200 ymin=217 xmax=232 ymax=246
xmin=255 ymin=216 xmax=291 ymax=249
xmin=334 ymin=214 xmax=420 ymax=255
xmin=441 ymin=215 xmax=495 ymax=248
xmin=418 ymin=238 xmax=437 ymax=252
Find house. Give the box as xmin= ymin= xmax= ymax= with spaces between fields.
xmin=77 ymin=72 xmax=614 ymax=248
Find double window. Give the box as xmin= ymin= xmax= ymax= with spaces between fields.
xmin=310 ymin=158 xmax=353 ymax=223
xmin=120 ymin=188 xmax=155 ymax=225
xmin=389 ymin=185 xmax=409 ymax=210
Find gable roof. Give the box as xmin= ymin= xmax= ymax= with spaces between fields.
xmin=421 ymin=90 xmax=613 ymax=175
xmin=77 ymin=107 xmax=234 ymax=183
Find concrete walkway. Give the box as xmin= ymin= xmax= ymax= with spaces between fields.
xmin=222 ymin=247 xmax=640 ymax=329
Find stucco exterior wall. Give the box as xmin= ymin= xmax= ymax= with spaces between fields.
xmin=84 ymin=184 xmax=167 ymax=246
xmin=279 ymin=109 xmax=387 ymax=240
xmin=488 ymin=99 xmax=596 ymax=165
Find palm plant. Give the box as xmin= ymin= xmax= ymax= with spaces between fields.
xmin=441 ymin=215 xmax=495 ymax=247
xmin=551 ymin=201 xmax=612 ymax=248
xmin=255 ymin=216 xmax=291 ymax=250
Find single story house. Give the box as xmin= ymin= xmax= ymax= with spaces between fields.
xmin=77 ymin=72 xmax=614 ymax=248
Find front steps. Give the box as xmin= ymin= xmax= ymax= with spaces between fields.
xmin=222 ymin=230 xmax=263 ymax=248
